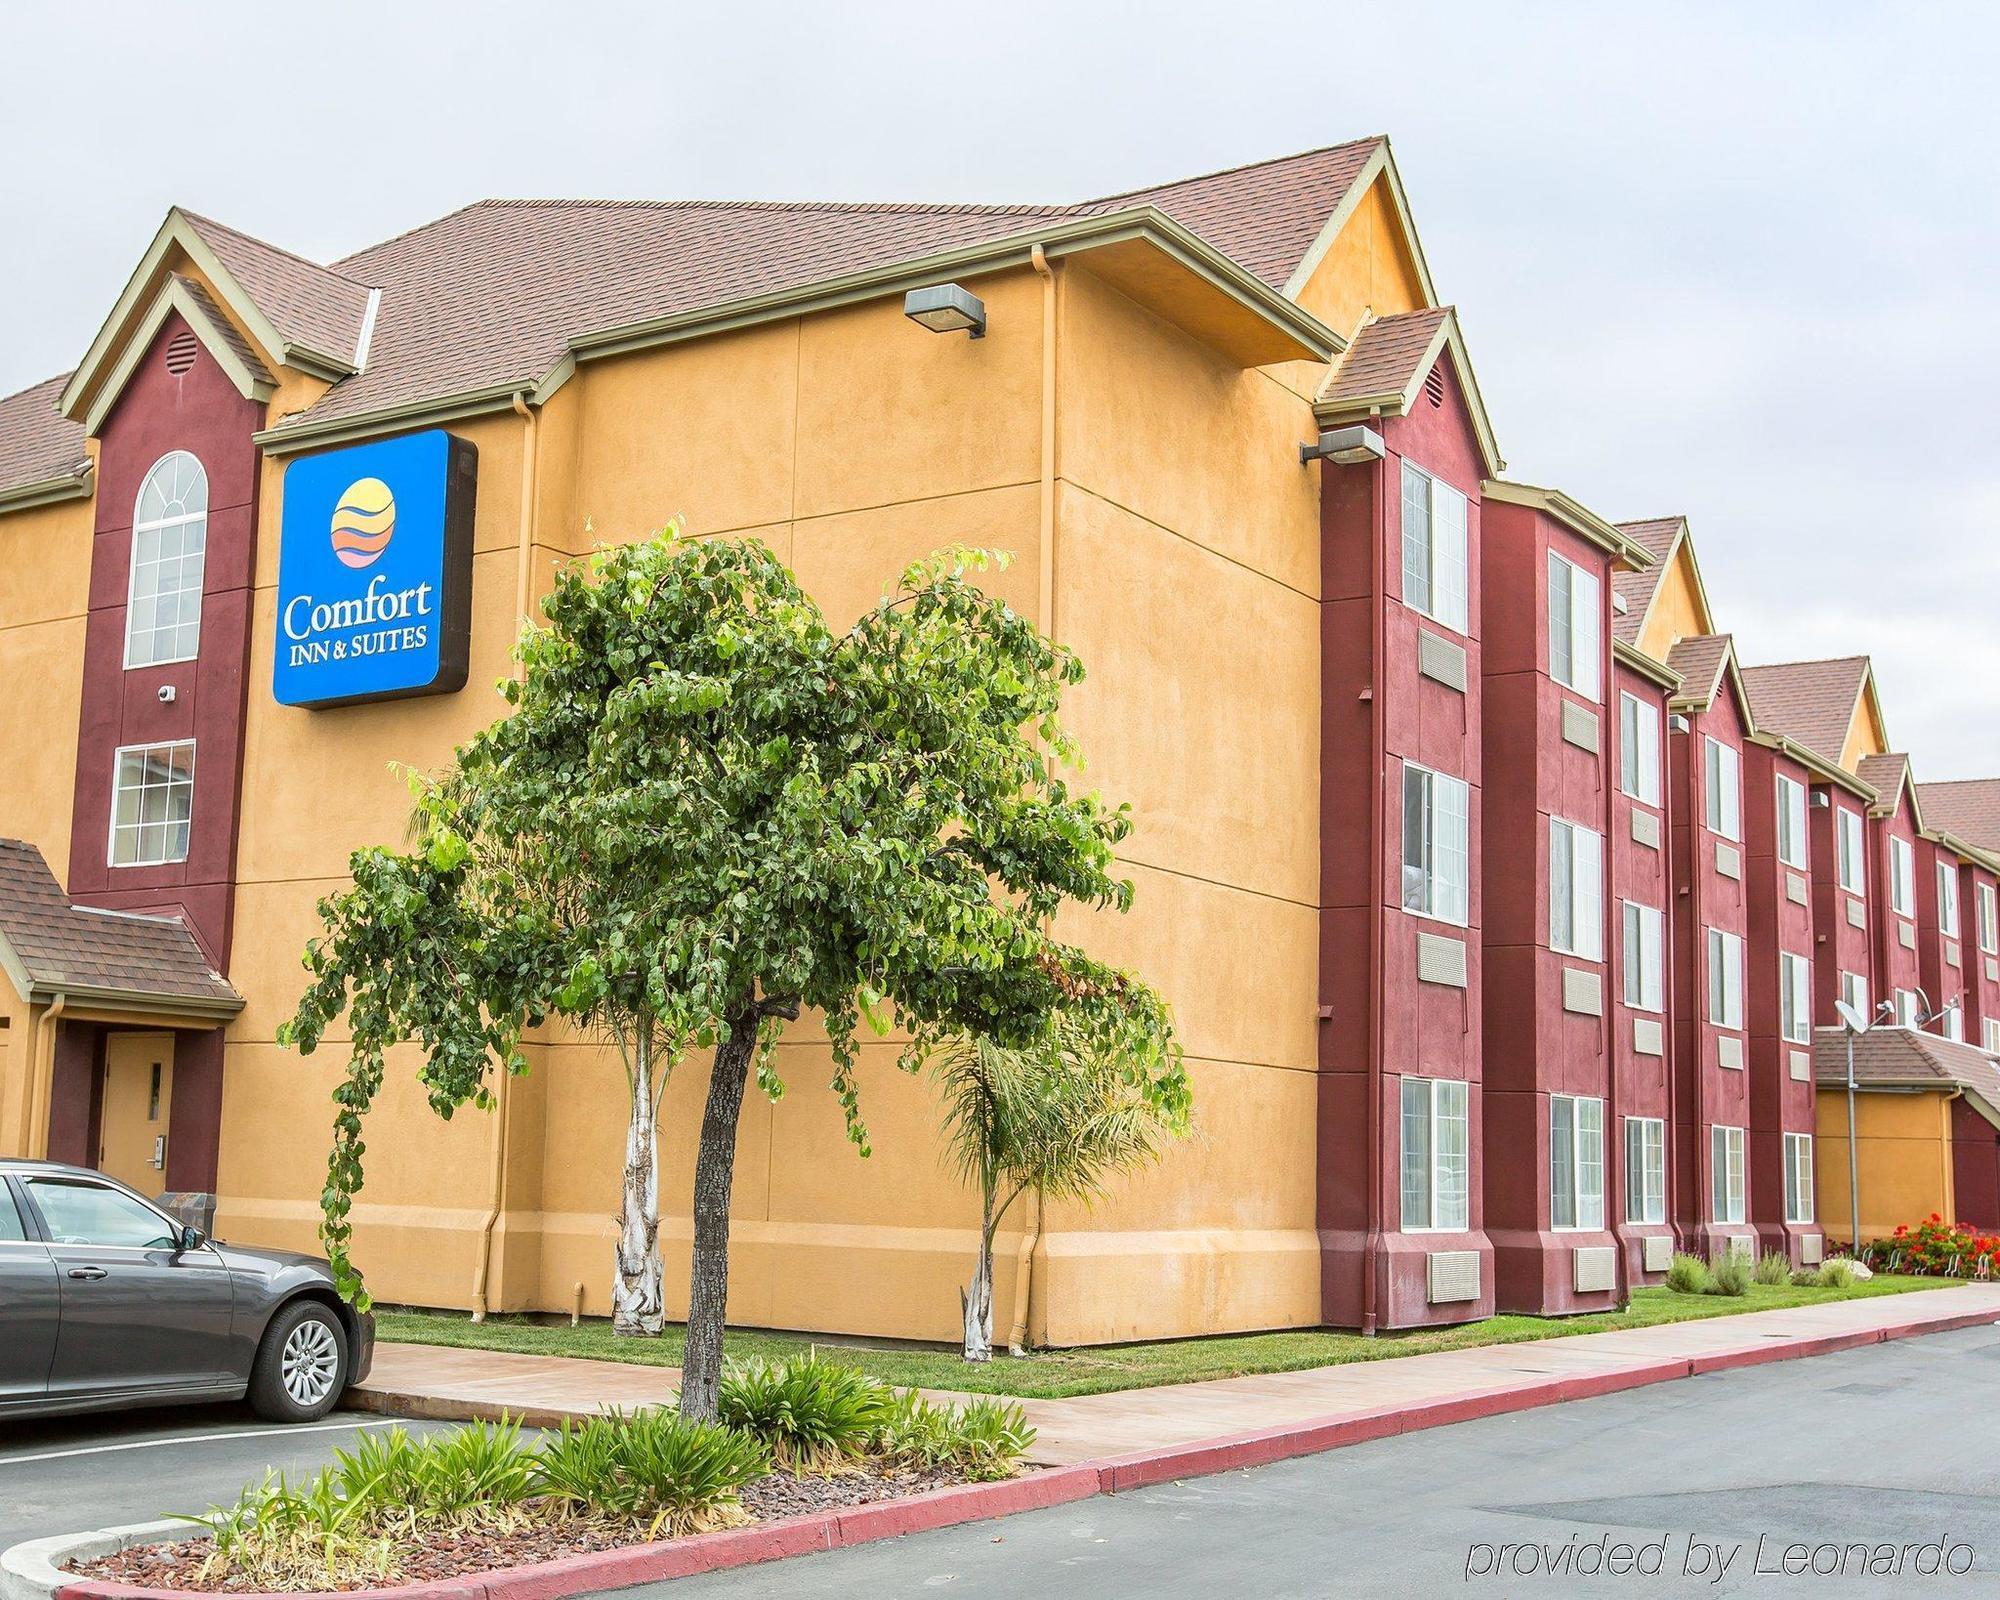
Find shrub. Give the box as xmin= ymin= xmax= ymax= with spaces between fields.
xmin=535 ymin=1409 xmax=769 ymax=1534
xmin=1708 ymin=1251 xmax=1753 ymax=1297
xmin=1789 ymin=1266 xmax=1821 ymax=1288
xmin=868 ymin=1390 xmax=1035 ymax=1481
xmin=181 ymin=1472 xmax=396 ymax=1591
xmin=1872 ymin=1217 xmax=2000 ymax=1276
xmin=333 ymin=1419 xmax=539 ymax=1531
xmin=1665 ymin=1252 xmax=1712 ymax=1294
xmin=1752 ymin=1251 xmax=1791 ymax=1287
xmin=1817 ymin=1258 xmax=1857 ymax=1289
xmin=717 ymin=1355 xmax=889 ymax=1473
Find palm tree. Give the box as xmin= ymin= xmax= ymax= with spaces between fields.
xmin=928 ymin=1026 xmax=1185 ymax=1361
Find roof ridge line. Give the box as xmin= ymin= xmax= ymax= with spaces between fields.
xmin=1740 ymin=652 xmax=1870 ymax=671
xmin=1079 ymin=134 xmax=1385 ymax=207
xmin=179 ymin=208 xmax=368 ymax=289
xmin=468 ymin=196 xmax=1069 ymax=217
xmin=0 ymin=371 xmax=71 ymax=408
xmin=332 ymin=200 xmax=494 ymax=270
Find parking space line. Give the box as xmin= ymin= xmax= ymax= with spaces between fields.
xmin=0 ymin=1416 xmax=398 ymax=1469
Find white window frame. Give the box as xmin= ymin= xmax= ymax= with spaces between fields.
xmin=1775 ymin=775 xmax=1808 ymax=869
xmin=106 ymin=739 xmax=196 ymax=868
xmin=1944 ymin=1005 xmax=1965 ymax=1043
xmin=1837 ymin=808 xmax=1866 ymax=896
xmin=1402 ymin=762 xmax=1470 ymax=927
xmin=1980 ymin=882 xmax=1998 ymax=955
xmin=1840 ymin=970 xmax=1869 ymax=1022
xmin=123 ymin=450 xmax=209 ymax=670
xmin=1547 ymin=552 xmax=1601 ymax=702
xmin=1710 ymin=1124 xmax=1746 ymax=1224
xmin=1704 ymin=737 xmax=1741 ymax=842
xmin=1707 ymin=927 xmax=1744 ymax=1031
xmin=1891 ymin=835 xmax=1915 ymax=917
xmin=1895 ymin=989 xmax=1919 ymax=1027
xmin=1400 ymin=1076 xmax=1470 ymax=1232
xmin=1780 ymin=951 xmax=1811 ymax=1045
xmin=1938 ymin=861 xmax=1960 ymax=939
xmin=1622 ymin=900 xmax=1664 ymax=1013
xmin=1619 ymin=692 xmax=1661 ymax=807
xmin=1549 ymin=817 xmax=1604 ymax=960
xmin=1783 ymin=1132 xmax=1815 ymax=1225
xmin=1550 ymin=1093 xmax=1605 ymax=1231
xmin=1625 ymin=1115 xmax=1666 ymax=1225
xmin=1400 ymin=459 xmax=1469 ymax=634
xmin=1984 ymin=1017 xmax=2000 ymax=1054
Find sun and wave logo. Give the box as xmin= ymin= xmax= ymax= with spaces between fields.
xmin=329 ymin=477 xmax=396 ymax=569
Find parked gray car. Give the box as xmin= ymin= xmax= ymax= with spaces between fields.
xmin=0 ymin=1159 xmax=373 ymax=1423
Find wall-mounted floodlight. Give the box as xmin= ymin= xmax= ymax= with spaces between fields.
xmin=1299 ymin=425 xmax=1385 ymax=466
xmin=1811 ymin=790 xmax=1832 ymax=808
xmin=903 ymin=283 xmax=986 ymax=338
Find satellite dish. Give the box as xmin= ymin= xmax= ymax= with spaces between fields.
xmin=1835 ymin=1000 xmax=1869 ymax=1034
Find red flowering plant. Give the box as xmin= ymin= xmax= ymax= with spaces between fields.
xmin=1866 ymin=1216 xmax=2000 ymax=1276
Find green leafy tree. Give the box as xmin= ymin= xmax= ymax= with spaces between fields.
xmin=282 ymin=529 xmax=1182 ymax=1418
xmin=928 ymin=1025 xmax=1188 ymax=1361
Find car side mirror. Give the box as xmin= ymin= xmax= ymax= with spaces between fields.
xmin=179 ymin=1224 xmax=207 ymax=1253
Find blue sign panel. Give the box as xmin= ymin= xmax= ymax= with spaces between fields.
xmin=273 ymin=430 xmax=477 ymax=708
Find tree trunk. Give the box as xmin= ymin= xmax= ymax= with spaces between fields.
xmin=678 ymin=1003 xmax=760 ymax=1419
xmin=960 ymin=1184 xmax=995 ymax=1362
xmin=612 ymin=1029 xmax=664 ymax=1336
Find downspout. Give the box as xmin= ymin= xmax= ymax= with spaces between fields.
xmin=469 ymin=393 xmax=540 ymax=1322
xmin=1009 ymin=245 xmax=1057 ymax=1357
xmin=1599 ymin=620 xmax=1624 ymax=1305
xmin=1362 ymin=446 xmax=1388 ymax=1337
xmin=24 ymin=994 xmax=66 ymax=1160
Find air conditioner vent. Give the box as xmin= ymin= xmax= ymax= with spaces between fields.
xmin=165 ymin=330 xmax=199 ymax=376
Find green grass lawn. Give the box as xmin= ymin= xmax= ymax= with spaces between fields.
xmin=374 ymin=1273 xmax=1942 ymax=1401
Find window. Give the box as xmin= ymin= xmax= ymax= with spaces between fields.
xmin=1547 ymin=553 xmax=1601 ymax=701
xmin=0 ymin=1182 xmax=26 ymax=1242
xmin=1400 ymin=460 xmax=1468 ymax=633
xmin=1780 ymin=952 xmax=1811 ymax=1045
xmin=1840 ymin=970 xmax=1868 ymax=1022
xmin=1622 ymin=901 xmax=1664 ymax=1012
xmin=1894 ymin=989 xmax=1919 ymax=1027
xmin=1550 ymin=1094 xmax=1605 ymax=1230
xmin=1984 ymin=1018 xmax=2000 ymax=1054
xmin=1944 ymin=1006 xmax=1965 ymax=1043
xmin=1837 ymin=808 xmax=1865 ymax=895
xmin=1704 ymin=738 xmax=1741 ymax=841
xmin=1550 ymin=818 xmax=1604 ymax=959
xmin=1775 ymin=775 xmax=1808 ymax=869
xmin=1402 ymin=763 xmax=1470 ymax=925
xmin=22 ymin=1178 xmax=178 ymax=1249
xmin=1980 ymin=884 xmax=1998 ymax=955
xmin=1938 ymin=862 xmax=1960 ymax=939
xmin=1619 ymin=693 xmax=1661 ymax=806
xmin=1891 ymin=836 xmax=1915 ymax=917
xmin=124 ymin=451 xmax=208 ymax=668
xmin=107 ymin=740 xmax=195 ymax=867
xmin=1783 ymin=1133 xmax=1815 ymax=1225
xmin=1707 ymin=927 xmax=1744 ymax=1030
xmin=1624 ymin=1116 xmax=1666 ymax=1225
xmin=1710 ymin=1125 xmax=1746 ymax=1224
xmin=1400 ymin=1076 xmax=1469 ymax=1231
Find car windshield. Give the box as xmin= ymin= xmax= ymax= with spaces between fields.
xmin=25 ymin=1177 xmax=177 ymax=1249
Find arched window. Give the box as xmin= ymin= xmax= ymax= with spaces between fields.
xmin=125 ymin=451 xmax=208 ymax=667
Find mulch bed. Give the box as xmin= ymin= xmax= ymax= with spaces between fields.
xmin=67 ymin=1463 xmax=979 ymax=1593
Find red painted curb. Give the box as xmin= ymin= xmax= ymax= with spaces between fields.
xmin=55 ymin=1304 xmax=1997 ymax=1600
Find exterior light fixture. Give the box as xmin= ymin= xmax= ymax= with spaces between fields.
xmin=903 ymin=283 xmax=986 ymax=338
xmin=1811 ymin=790 xmax=1831 ymax=808
xmin=1299 ymin=425 xmax=1386 ymax=466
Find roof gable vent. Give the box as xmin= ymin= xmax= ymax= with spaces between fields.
xmin=165 ymin=330 xmax=199 ymax=377
xmin=1423 ymin=364 xmax=1446 ymax=408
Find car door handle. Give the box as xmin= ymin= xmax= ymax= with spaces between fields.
xmin=66 ymin=1265 xmax=109 ymax=1280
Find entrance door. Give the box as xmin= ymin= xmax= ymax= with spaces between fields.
xmin=99 ymin=1033 xmax=173 ymax=1193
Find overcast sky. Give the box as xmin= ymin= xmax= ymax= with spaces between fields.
xmin=4 ymin=3 xmax=1995 ymax=773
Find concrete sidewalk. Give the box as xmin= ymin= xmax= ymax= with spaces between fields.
xmin=349 ymin=1284 xmax=2000 ymax=1468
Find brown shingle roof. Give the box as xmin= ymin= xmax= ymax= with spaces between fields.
xmin=1813 ymin=1024 xmax=2000 ymax=1122
xmin=180 ymin=210 xmax=373 ymax=369
xmin=1666 ymin=633 xmax=1733 ymax=708
xmin=1610 ymin=519 xmax=1683 ymax=646
xmin=1917 ymin=779 xmax=2000 ymax=853
xmin=1616 ymin=518 xmax=1683 ymax=558
xmin=1318 ymin=307 xmax=1451 ymax=407
xmin=171 ymin=275 xmax=274 ymax=391
xmin=1858 ymin=752 xmax=1912 ymax=812
xmin=0 ymin=840 xmax=240 ymax=1015
xmin=1738 ymin=657 xmax=1869 ymax=767
xmin=0 ymin=375 xmax=89 ymax=501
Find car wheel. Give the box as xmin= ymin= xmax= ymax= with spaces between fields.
xmin=248 ymin=1300 xmax=348 ymax=1422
